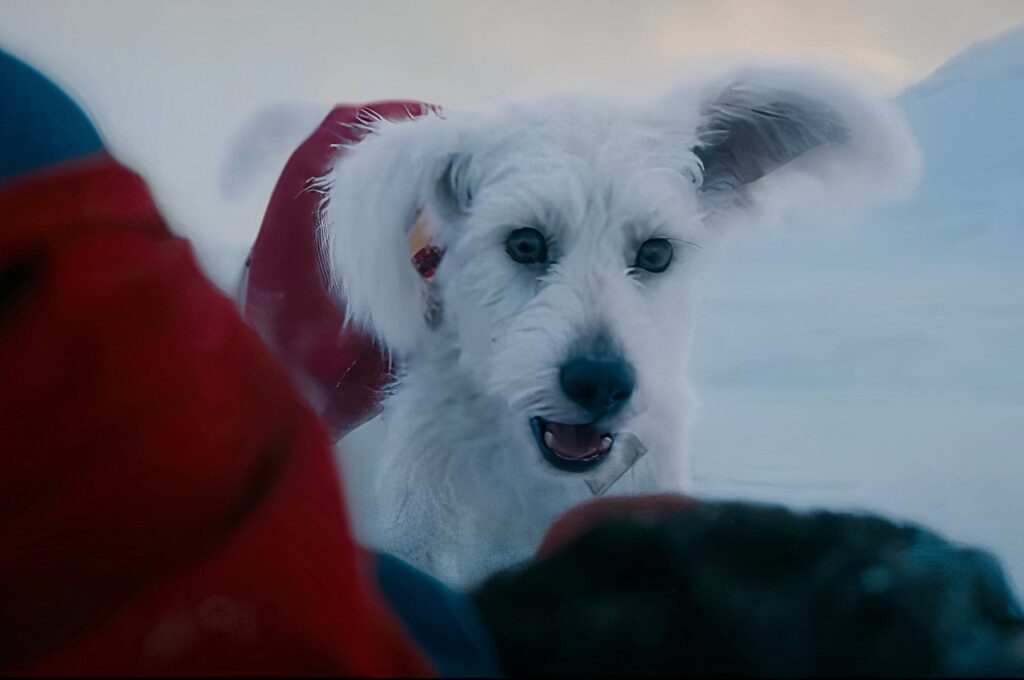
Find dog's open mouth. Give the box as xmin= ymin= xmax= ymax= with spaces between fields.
xmin=531 ymin=417 xmax=615 ymax=471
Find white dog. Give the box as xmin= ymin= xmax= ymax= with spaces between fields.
xmin=321 ymin=63 xmax=919 ymax=588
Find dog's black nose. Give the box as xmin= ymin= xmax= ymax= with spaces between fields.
xmin=559 ymin=356 xmax=635 ymax=420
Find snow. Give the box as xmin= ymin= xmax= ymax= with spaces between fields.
xmin=690 ymin=26 xmax=1024 ymax=595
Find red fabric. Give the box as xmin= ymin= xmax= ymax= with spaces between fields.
xmin=0 ymin=154 xmax=431 ymax=675
xmin=243 ymin=101 xmax=435 ymax=439
xmin=536 ymin=494 xmax=697 ymax=560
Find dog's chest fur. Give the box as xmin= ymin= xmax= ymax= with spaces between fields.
xmin=343 ymin=344 xmax=608 ymax=587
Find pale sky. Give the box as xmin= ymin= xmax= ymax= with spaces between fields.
xmin=2 ymin=0 xmax=1023 ymax=258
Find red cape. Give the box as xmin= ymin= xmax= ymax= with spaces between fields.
xmin=243 ymin=101 xmax=435 ymax=439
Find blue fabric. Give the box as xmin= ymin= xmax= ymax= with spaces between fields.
xmin=375 ymin=552 xmax=502 ymax=677
xmin=0 ymin=49 xmax=103 ymax=183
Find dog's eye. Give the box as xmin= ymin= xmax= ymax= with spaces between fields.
xmin=505 ymin=227 xmax=548 ymax=265
xmin=634 ymin=238 xmax=673 ymax=273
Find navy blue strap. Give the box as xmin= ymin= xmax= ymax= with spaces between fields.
xmin=375 ymin=552 xmax=502 ymax=676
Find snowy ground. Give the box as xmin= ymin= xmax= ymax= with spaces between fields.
xmin=692 ymin=28 xmax=1024 ymax=594
xmin=1 ymin=8 xmax=1021 ymax=594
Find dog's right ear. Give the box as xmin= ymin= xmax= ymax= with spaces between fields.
xmin=665 ymin=63 xmax=921 ymax=228
xmin=323 ymin=113 xmax=473 ymax=356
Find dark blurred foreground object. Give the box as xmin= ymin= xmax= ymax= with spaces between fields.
xmin=475 ymin=496 xmax=1024 ymax=677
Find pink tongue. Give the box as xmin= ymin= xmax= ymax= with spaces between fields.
xmin=545 ymin=422 xmax=604 ymax=460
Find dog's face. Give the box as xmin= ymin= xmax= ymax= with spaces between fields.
xmin=325 ymin=64 xmax=918 ymax=477
xmin=435 ymin=116 xmax=706 ymax=474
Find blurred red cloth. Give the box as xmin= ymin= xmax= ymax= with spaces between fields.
xmin=0 ymin=155 xmax=431 ymax=675
xmin=243 ymin=101 xmax=434 ymax=439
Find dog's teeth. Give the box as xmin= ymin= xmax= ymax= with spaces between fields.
xmin=600 ymin=435 xmax=613 ymax=451
xmin=544 ymin=431 xmax=556 ymax=449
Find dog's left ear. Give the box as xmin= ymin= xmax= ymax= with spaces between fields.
xmin=323 ymin=113 xmax=478 ymax=356
xmin=676 ymin=64 xmax=920 ymax=225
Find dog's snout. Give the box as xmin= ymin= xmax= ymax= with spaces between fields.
xmin=559 ymin=356 xmax=635 ymax=420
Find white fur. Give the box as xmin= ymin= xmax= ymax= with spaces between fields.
xmin=323 ymin=63 xmax=920 ymax=587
